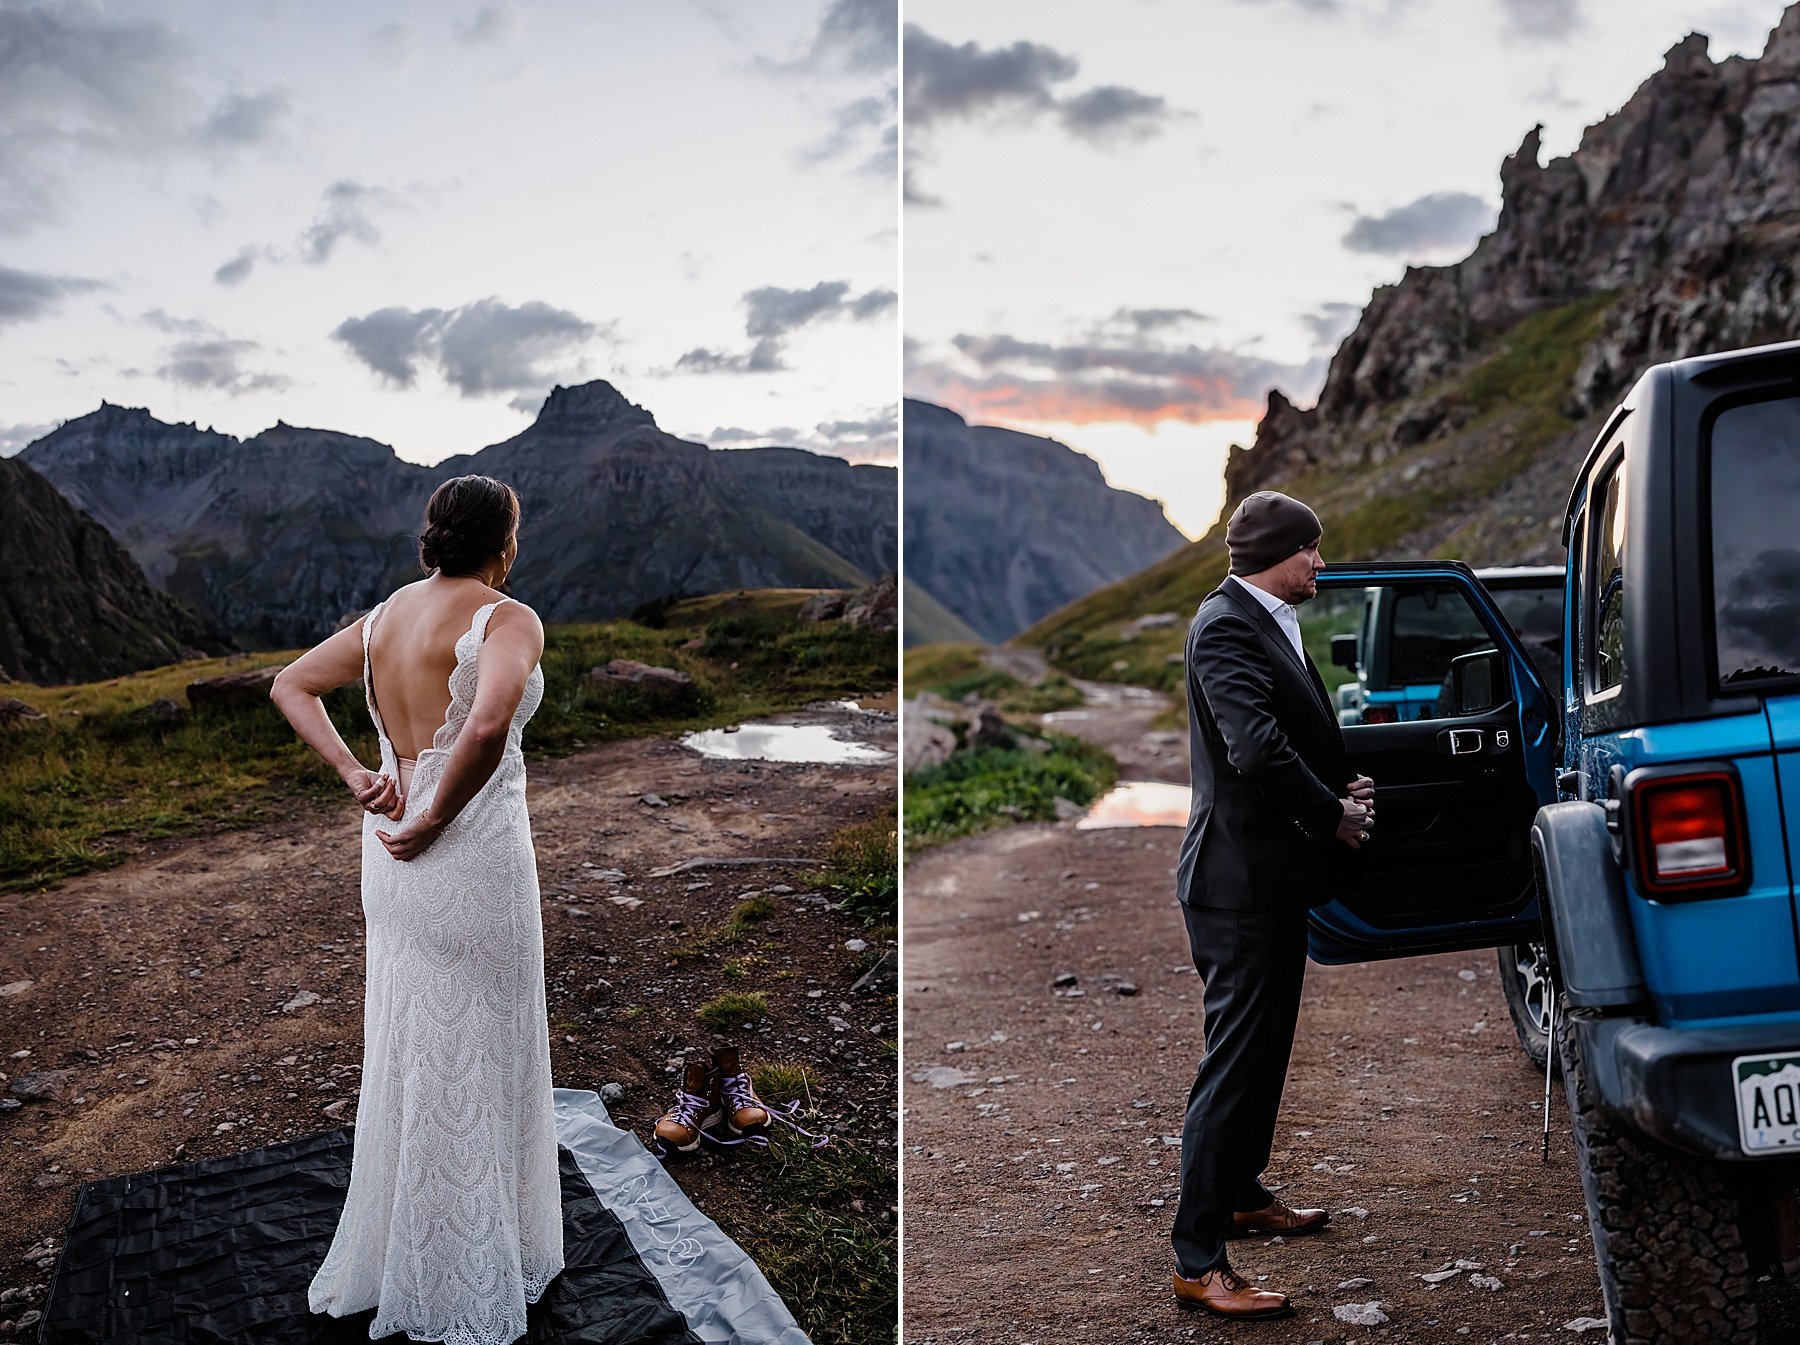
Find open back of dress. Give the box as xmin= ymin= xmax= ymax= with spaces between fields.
xmin=309 ymin=597 xmax=562 ymax=1345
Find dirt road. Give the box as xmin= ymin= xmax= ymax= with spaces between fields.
xmin=0 ymin=704 xmax=897 ymax=1336
xmin=903 ymin=679 xmax=1611 ymax=1343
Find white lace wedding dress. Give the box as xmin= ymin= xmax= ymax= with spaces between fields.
xmin=309 ymin=597 xmax=564 ymax=1344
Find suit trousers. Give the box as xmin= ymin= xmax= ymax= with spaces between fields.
xmin=1171 ymin=901 xmax=1310 ymax=1276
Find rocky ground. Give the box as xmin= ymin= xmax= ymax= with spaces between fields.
xmin=904 ymin=675 xmax=1616 ymax=1344
xmin=0 ymin=703 xmax=897 ymax=1337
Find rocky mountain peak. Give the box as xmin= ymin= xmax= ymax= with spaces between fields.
xmin=532 ymin=380 xmax=656 ymax=430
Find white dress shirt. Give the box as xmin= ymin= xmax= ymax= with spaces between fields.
xmin=1228 ymin=573 xmax=1305 ymax=663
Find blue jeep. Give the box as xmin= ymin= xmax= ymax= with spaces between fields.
xmin=1301 ymin=340 xmax=1800 ymax=1343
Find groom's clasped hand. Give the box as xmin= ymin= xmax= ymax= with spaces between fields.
xmin=1338 ymin=774 xmax=1376 ymax=849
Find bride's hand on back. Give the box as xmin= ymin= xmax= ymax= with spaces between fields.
xmin=347 ymin=767 xmax=404 ymax=820
xmin=375 ymin=813 xmax=445 ymax=862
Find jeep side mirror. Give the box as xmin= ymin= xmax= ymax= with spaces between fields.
xmin=1448 ymin=647 xmax=1505 ymax=716
xmin=1331 ymin=633 xmax=1358 ymax=671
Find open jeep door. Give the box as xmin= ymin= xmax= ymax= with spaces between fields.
xmin=1304 ymin=561 xmax=1560 ymax=963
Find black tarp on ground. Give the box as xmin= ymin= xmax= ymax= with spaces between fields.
xmin=39 ymin=1089 xmax=810 ymax=1345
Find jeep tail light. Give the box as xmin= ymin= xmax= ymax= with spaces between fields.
xmin=1362 ymin=706 xmax=1398 ymax=725
xmin=1629 ymin=770 xmax=1748 ymax=897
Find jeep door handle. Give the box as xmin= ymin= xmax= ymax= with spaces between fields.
xmin=1442 ymin=728 xmax=1483 ymax=755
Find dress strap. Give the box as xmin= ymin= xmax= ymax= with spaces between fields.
xmin=471 ymin=597 xmax=513 ymax=644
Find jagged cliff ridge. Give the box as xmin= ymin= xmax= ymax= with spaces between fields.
xmin=902 ymin=398 xmax=1186 ymax=645
xmin=21 ymin=382 xmax=897 ymax=648
xmin=0 ymin=456 xmax=230 ymax=684
xmin=1026 ymin=4 xmax=1800 ymax=679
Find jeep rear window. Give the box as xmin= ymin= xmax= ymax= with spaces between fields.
xmin=1710 ymin=397 xmax=1800 ymax=688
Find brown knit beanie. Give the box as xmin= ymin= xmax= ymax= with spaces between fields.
xmin=1226 ymin=491 xmax=1321 ymax=576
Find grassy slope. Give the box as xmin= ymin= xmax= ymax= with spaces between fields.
xmin=1019 ymin=296 xmax=1610 ymax=694
xmin=902 ymin=579 xmax=981 ymax=648
xmin=0 ymin=589 xmax=895 ymax=892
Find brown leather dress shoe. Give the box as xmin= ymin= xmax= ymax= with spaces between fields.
xmin=1231 ymin=1196 xmax=1330 ymax=1237
xmin=1172 ymin=1267 xmax=1292 ymax=1319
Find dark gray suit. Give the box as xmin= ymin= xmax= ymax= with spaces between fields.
xmin=1171 ymin=576 xmax=1353 ymax=1275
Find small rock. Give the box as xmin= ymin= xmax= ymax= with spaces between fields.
xmin=851 ymin=950 xmax=897 ymax=993
xmin=605 ymin=895 xmax=642 ymax=909
xmin=15 ymin=1310 xmax=43 ymax=1330
xmin=0 ymin=980 xmax=33 ymax=998
xmin=828 ymin=1017 xmax=852 ymax=1032
xmin=844 ymin=938 xmax=868 ymax=953
xmin=1470 ymin=1274 xmax=1503 ymax=1291
xmin=281 ymin=990 xmax=321 ymax=1013
xmin=600 ymin=1082 xmax=625 ymax=1103
xmin=1112 ymin=981 xmax=1139 ymax=996
xmin=9 ymin=1069 xmax=75 ymax=1102
xmin=1458 ymin=969 xmax=1477 ymax=982
xmin=639 ymin=793 xmax=668 ymax=808
xmin=1052 ymin=972 xmax=1078 ymax=988
xmin=322 ymin=1100 xmax=349 ymax=1120
xmin=1420 ymin=1268 xmax=1462 ymax=1284
xmin=587 ymin=659 xmax=693 ymax=689
xmin=1337 ymin=1277 xmax=1375 ymax=1291
xmin=214 ymin=1121 xmax=236 ymax=1133
xmin=1333 ymin=1302 xmax=1388 ymax=1326
xmin=1052 ymin=796 xmax=1085 ymax=821
xmin=1339 ymin=1206 xmax=1370 ymax=1219
xmin=1564 ymin=1319 xmax=1608 ymax=1334
xmin=944 ymin=1041 xmax=967 ymax=1052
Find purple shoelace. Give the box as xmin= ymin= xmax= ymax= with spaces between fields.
xmin=721 ymin=1072 xmax=830 ymax=1149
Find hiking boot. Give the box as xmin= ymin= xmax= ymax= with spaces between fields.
xmin=654 ymin=1059 xmax=720 ymax=1153
xmin=712 ymin=1045 xmax=769 ymax=1135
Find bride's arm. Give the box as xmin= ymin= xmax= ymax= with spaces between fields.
xmin=270 ymin=617 xmax=399 ymax=818
xmin=376 ymin=603 xmax=544 ymax=860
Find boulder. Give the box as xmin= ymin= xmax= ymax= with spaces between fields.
xmin=902 ymin=701 xmax=956 ymax=772
xmin=187 ymin=665 xmax=283 ymax=711
xmin=9 ymin=1069 xmax=75 ymax=1102
xmin=965 ymin=701 xmax=1011 ymax=750
xmin=842 ymin=572 xmax=897 ymax=632
xmin=0 ymin=697 xmax=47 ymax=729
xmin=798 ymin=591 xmax=849 ymax=623
xmin=585 ymin=659 xmax=694 ymax=689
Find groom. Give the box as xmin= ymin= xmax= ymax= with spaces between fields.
xmin=1169 ymin=491 xmax=1375 ymax=1319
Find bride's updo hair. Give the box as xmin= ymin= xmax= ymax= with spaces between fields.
xmin=418 ymin=475 xmax=521 ymax=577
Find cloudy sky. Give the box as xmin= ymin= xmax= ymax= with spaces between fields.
xmin=0 ymin=0 xmax=896 ymax=465
xmin=903 ymin=0 xmax=1790 ymax=536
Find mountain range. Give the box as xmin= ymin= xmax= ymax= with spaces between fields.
xmin=0 ymin=456 xmax=230 ymax=684
xmin=902 ymin=398 xmax=1185 ymax=645
xmin=1024 ymin=4 xmax=1800 ymax=679
xmin=20 ymin=381 xmax=896 ymax=651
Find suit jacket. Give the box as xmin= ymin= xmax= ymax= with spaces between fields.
xmin=1174 ymin=577 xmax=1353 ymax=911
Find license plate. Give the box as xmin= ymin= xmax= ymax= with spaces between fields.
xmin=1733 ymin=1052 xmax=1800 ymax=1153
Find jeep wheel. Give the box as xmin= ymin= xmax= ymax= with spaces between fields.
xmin=1499 ymin=942 xmax=1558 ymax=1075
xmin=1559 ymin=995 xmax=1758 ymax=1343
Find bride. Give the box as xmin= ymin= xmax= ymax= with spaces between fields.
xmin=270 ymin=474 xmax=564 ymax=1344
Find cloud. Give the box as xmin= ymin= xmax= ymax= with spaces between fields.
xmin=455 ymin=5 xmax=519 ymax=45
xmin=1342 ymin=190 xmax=1496 ymax=256
xmin=0 ymin=421 xmax=56 ymax=457
xmin=333 ymin=298 xmax=603 ymax=396
xmin=678 ymin=281 xmax=895 ymax=375
xmin=0 ymin=5 xmax=190 ymax=233
xmin=298 ymin=180 xmax=395 ymax=264
xmin=903 ymin=23 xmax=1177 ymax=203
xmin=213 ymin=247 xmax=258 ymax=288
xmin=0 ymin=265 xmax=106 ymax=328
xmin=701 ymin=405 xmax=898 ymax=462
xmin=1498 ymin=0 xmax=1581 ymax=40
xmin=906 ymin=323 xmax=1323 ymax=428
xmin=802 ymin=0 xmax=896 ymax=73
xmin=368 ymin=21 xmax=414 ymax=66
xmin=198 ymin=90 xmax=291 ymax=147
xmin=157 ymin=338 xmax=288 ymax=395
xmin=1300 ymin=300 xmax=1362 ymax=350
xmin=1113 ymin=307 xmax=1211 ymax=332
xmin=1058 ymin=86 xmax=1172 ymax=142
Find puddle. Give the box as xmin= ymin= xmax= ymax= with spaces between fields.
xmin=680 ymin=721 xmax=893 ymax=764
xmin=1041 ymin=709 xmax=1092 ymax=724
xmin=1076 ymin=780 xmax=1191 ymax=829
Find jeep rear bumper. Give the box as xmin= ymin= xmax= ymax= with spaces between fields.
xmin=1579 ymin=1015 xmax=1800 ymax=1162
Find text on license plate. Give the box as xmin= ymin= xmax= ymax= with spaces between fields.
xmin=1734 ymin=1052 xmax=1800 ymax=1153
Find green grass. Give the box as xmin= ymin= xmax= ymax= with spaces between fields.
xmin=0 ymin=595 xmax=896 ymax=893
xmin=750 ymin=1059 xmax=816 ymax=1106
xmin=721 ymin=895 xmax=778 ymax=939
xmin=805 ymin=813 xmax=898 ymax=925
xmin=904 ymin=733 xmax=1119 ymax=849
xmin=696 ymin=991 xmax=770 ymax=1031
xmin=737 ymin=1131 xmax=894 ymax=1345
